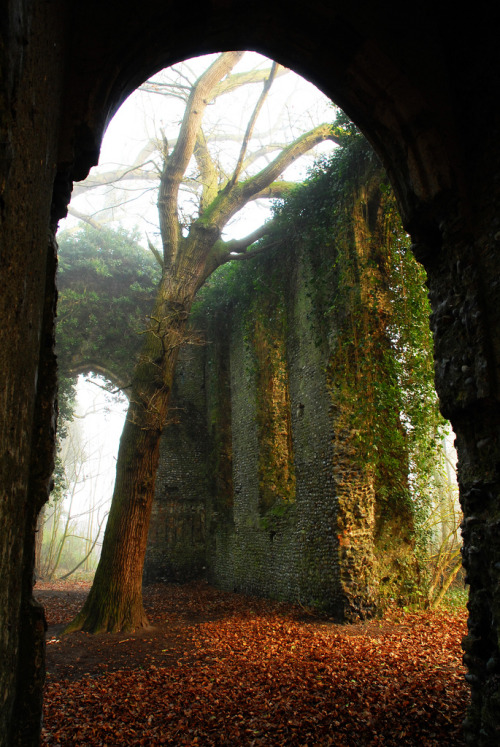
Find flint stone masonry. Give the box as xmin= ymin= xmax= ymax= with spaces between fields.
xmin=145 ymin=238 xmax=380 ymax=618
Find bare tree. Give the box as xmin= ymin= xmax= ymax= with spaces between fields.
xmin=424 ymin=432 xmax=462 ymax=609
xmin=38 ymin=377 xmax=124 ymax=580
xmin=65 ymin=52 xmax=338 ymax=634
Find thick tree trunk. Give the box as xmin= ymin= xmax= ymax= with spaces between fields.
xmin=64 ymin=275 xmax=194 ymax=633
xmin=64 ymin=416 xmax=166 ymax=632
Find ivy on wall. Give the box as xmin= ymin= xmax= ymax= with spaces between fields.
xmin=270 ymin=116 xmax=447 ymax=601
xmin=194 ymin=115 xmax=448 ymax=605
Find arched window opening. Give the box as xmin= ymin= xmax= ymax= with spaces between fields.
xmin=36 ymin=374 xmax=127 ymax=581
xmin=34 ymin=41 xmax=471 ymax=747
xmin=52 ymin=51 xmax=462 ymax=631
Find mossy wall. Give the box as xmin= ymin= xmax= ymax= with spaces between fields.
xmin=145 ymin=148 xmax=429 ymax=619
xmin=144 ymin=235 xmax=381 ymax=616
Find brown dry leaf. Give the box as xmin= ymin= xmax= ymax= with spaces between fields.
xmin=37 ymin=580 xmax=468 ymax=746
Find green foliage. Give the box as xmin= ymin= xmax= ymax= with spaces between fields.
xmin=192 ymin=242 xmax=286 ymax=321
xmin=57 ymin=223 xmax=161 ymax=386
xmin=53 ymin=223 xmax=160 ymax=507
xmin=441 ymin=583 xmax=468 ymax=611
xmin=273 ymin=125 xmax=449 ymax=603
xmin=193 ymin=118 xmax=374 ymax=322
xmin=194 ymin=122 xmax=450 ymax=606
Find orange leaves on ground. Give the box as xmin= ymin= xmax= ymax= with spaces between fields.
xmin=38 ymin=582 xmax=468 ymax=746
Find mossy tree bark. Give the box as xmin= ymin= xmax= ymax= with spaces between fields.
xmin=64 ymin=269 xmax=202 ymax=633
xmin=65 ymin=52 xmax=337 ymax=634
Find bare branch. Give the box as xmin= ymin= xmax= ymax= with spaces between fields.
xmin=223 ymin=224 xmax=270 ymax=253
xmin=241 ymin=123 xmax=340 ymax=200
xmin=228 ymin=240 xmax=280 ymax=261
xmin=146 ymin=235 xmax=164 ymax=268
xmin=195 ymin=124 xmax=338 ymax=235
xmin=158 ymin=52 xmax=244 ymax=267
xmin=215 ymin=223 xmax=280 ymax=266
xmin=72 ymin=160 xmax=158 ymax=197
xmin=228 ymin=62 xmax=278 ymax=189
xmin=142 ymin=65 xmax=287 ymax=103
xmin=240 ymin=144 xmax=289 ymax=173
xmin=211 ymin=65 xmax=287 ymax=99
xmin=249 ymin=181 xmax=297 ymax=201
xmin=67 ymin=206 xmax=104 ymax=230
xmin=139 ymin=81 xmax=191 ymax=102
xmin=131 ymin=139 xmax=160 ymax=170
xmin=58 ymin=512 xmax=109 ymax=580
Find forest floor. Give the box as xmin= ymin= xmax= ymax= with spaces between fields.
xmin=35 ymin=579 xmax=468 ymax=746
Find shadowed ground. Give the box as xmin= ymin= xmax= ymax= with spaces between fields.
xmin=36 ymin=580 xmax=468 ymax=746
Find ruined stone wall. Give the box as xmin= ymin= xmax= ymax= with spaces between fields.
xmin=208 ymin=278 xmax=302 ymax=603
xmin=203 ymin=231 xmax=382 ymax=617
xmin=145 ymin=157 xmax=419 ymax=619
xmin=146 ymin=237 xmax=382 ymax=616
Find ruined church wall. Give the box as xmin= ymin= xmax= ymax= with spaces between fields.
xmin=145 ymin=232 xmax=380 ymax=617
xmin=205 ymin=241 xmax=379 ymax=617
xmin=208 ymin=307 xmax=301 ymax=600
xmin=144 ymin=156 xmax=424 ymax=619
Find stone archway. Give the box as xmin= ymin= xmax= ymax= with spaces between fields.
xmin=1 ymin=3 xmax=499 ymax=745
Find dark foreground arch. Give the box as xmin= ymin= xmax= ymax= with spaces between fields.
xmin=1 ymin=3 xmax=499 ymax=744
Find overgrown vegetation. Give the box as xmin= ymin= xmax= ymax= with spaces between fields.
xmin=194 ymin=116 xmax=461 ymax=608
xmin=57 ymin=224 xmax=161 ymax=388
xmin=52 ymin=117 xmax=462 ymax=609
xmin=36 ymin=226 xmax=156 ymax=580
